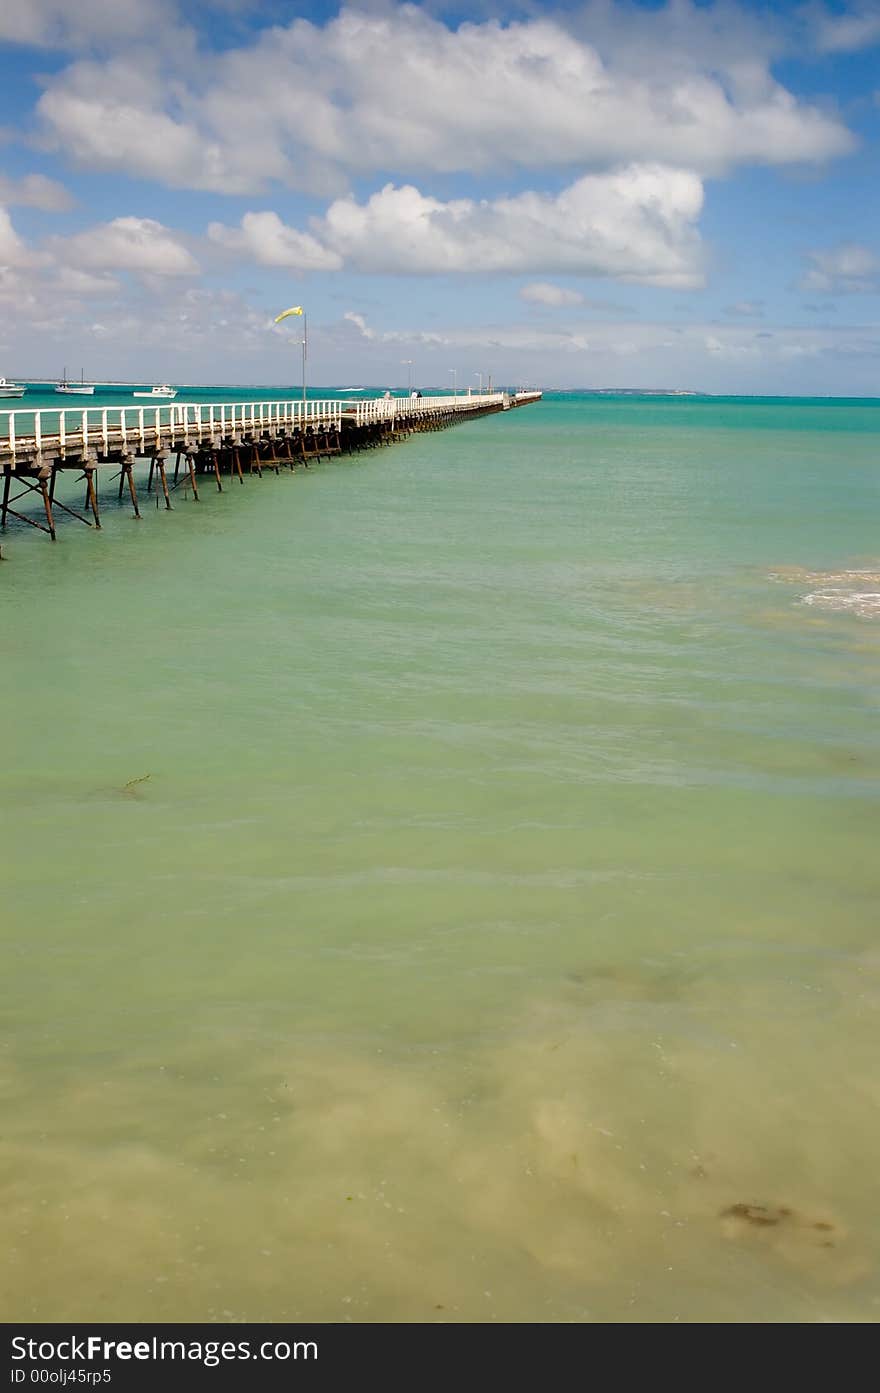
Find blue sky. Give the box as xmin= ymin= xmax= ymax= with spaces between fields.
xmin=0 ymin=0 xmax=878 ymax=392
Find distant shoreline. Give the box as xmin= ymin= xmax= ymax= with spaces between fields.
xmin=5 ymin=380 xmax=879 ymax=402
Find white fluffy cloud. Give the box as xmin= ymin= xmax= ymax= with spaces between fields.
xmin=0 ymin=207 xmax=202 ymax=358
xmin=0 ymin=207 xmax=116 ymax=348
xmin=211 ymin=165 xmax=706 ymax=287
xmin=811 ymin=4 xmax=880 ymax=53
xmin=0 ymin=206 xmax=194 ymax=285
xmin=0 ymin=0 xmax=181 ymax=49
xmin=52 ymin=265 xmax=120 ymax=295
xmin=207 ymin=211 xmax=342 ymax=271
xmin=35 ymin=6 xmax=854 ymax=194
xmin=58 ymin=216 xmax=199 ymax=276
xmin=36 ymin=59 xmax=255 ymax=194
xmin=800 ymin=243 xmax=880 ymax=293
xmin=0 ymin=207 xmax=36 ymax=267
xmin=520 ymin=283 xmax=586 ymax=307
xmin=0 ymin=173 xmax=73 ymax=211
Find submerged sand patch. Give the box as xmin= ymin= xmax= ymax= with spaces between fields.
xmin=2 ymin=960 xmax=877 ymax=1323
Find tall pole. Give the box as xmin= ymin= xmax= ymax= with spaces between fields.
xmin=449 ymin=368 xmax=457 ymax=397
xmin=402 ymin=359 xmax=413 ymax=393
xmin=302 ymin=312 xmax=308 ymax=406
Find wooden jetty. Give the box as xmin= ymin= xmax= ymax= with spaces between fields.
xmin=0 ymin=391 xmax=541 ymax=544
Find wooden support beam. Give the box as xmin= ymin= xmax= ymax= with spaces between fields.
xmin=120 ymin=456 xmax=141 ymax=518
xmin=263 ymin=437 xmax=280 ymax=474
xmin=0 ymin=471 xmax=57 ymax=537
xmin=153 ymin=455 xmax=172 ymax=510
xmin=83 ymin=467 xmax=101 ymax=528
xmin=39 ymin=468 xmax=56 ymax=539
xmin=186 ymin=453 xmax=199 ymax=500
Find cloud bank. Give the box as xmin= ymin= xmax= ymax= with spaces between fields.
xmin=35 ymin=6 xmax=855 ymax=195
xmin=210 ymin=165 xmax=706 ymax=287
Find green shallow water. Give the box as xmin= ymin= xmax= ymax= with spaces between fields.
xmin=2 ymin=393 xmax=879 ymax=1322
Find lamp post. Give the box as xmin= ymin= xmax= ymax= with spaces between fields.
xmin=401 ymin=359 xmax=413 ymax=393
xmin=449 ymin=368 xmax=457 ymax=398
xmin=474 ymin=371 xmax=483 ymax=395
xmin=273 ymin=306 xmax=306 ymax=405
xmin=301 ymin=311 xmax=308 ymax=406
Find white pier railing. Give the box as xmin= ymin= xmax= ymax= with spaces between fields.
xmin=0 ymin=399 xmax=346 ymax=466
xmin=346 ymin=392 xmax=504 ymax=427
xmin=0 ymin=393 xmax=508 ymax=467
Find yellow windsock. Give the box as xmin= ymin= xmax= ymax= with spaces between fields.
xmin=274 ymin=306 xmax=304 ymax=322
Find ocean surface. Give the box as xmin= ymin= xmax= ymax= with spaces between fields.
xmin=2 ymin=391 xmax=878 ymax=1322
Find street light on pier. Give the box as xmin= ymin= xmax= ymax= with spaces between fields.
xmin=449 ymin=368 xmax=457 ymax=397
xmin=474 ymin=371 xmax=483 ymax=395
xmin=401 ymin=359 xmax=413 ymax=393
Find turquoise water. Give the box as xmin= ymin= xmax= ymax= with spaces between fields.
xmin=2 ymin=393 xmax=879 ymax=1322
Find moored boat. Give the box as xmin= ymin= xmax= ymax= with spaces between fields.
xmin=132 ymin=385 xmax=178 ymax=399
xmin=56 ymin=368 xmax=94 ymax=396
xmin=0 ymin=377 xmax=26 ymax=398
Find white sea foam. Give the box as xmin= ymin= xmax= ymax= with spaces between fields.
xmin=801 ymin=590 xmax=880 ymax=617
xmin=767 ymin=565 xmax=880 ymax=618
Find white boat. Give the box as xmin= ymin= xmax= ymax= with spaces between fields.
xmin=132 ymin=385 xmax=178 ymax=399
xmin=0 ymin=377 xmax=26 ymax=398
xmin=56 ymin=368 xmax=94 ymax=396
